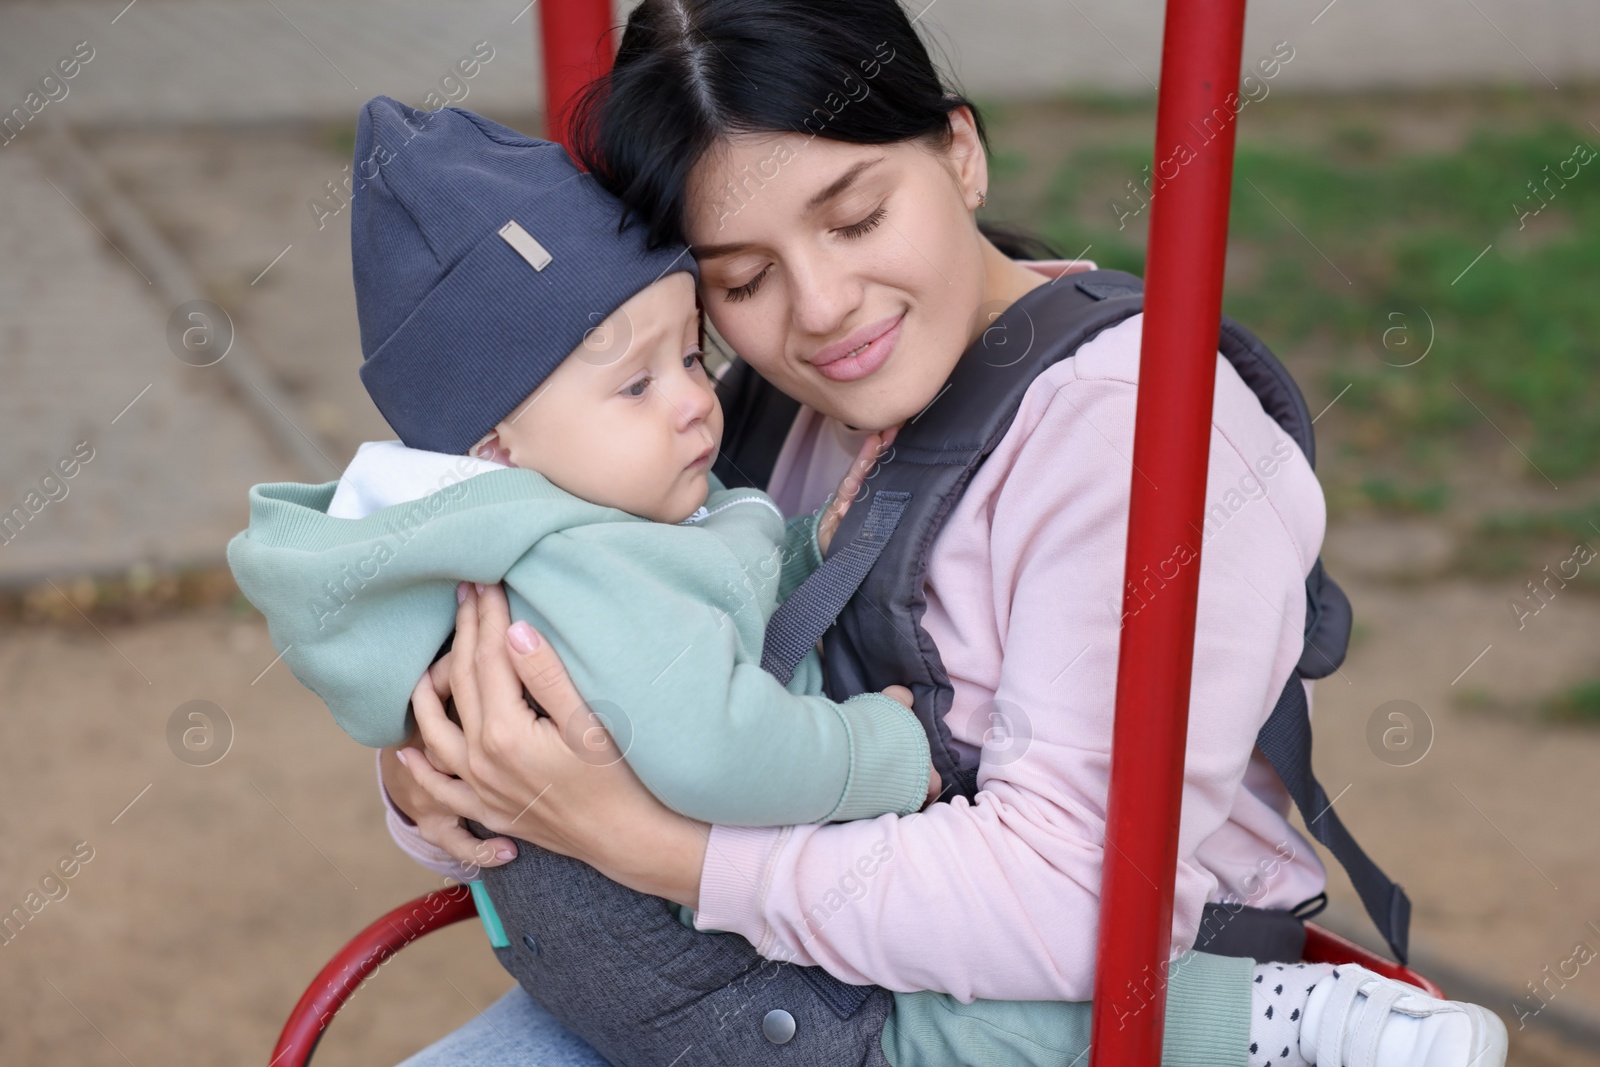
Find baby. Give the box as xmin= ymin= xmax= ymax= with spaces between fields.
xmin=228 ymin=97 xmax=934 ymax=832
xmin=227 ymin=98 xmax=1507 ymax=1067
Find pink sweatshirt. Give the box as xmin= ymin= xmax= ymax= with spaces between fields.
xmin=383 ymin=263 xmax=1328 ymax=1002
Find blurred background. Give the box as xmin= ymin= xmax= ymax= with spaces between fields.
xmin=1 ymin=0 xmax=1598 ymax=1064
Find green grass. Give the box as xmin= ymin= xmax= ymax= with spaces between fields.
xmin=1031 ymin=118 xmax=1600 ymax=480
xmin=1455 ymin=501 xmax=1600 ymax=575
xmin=1545 ymin=680 xmax=1600 ymax=723
xmin=1474 ymin=501 xmax=1600 ymax=542
xmin=1357 ymin=476 xmax=1451 ymax=515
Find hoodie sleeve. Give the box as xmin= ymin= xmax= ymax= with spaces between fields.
xmin=500 ymin=517 xmax=931 ymax=826
xmin=227 ymin=473 xmax=931 ymax=826
xmin=777 ymin=511 xmax=825 ymax=603
xmin=226 ymin=478 xmax=491 ymax=749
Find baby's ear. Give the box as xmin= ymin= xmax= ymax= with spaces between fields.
xmin=472 ymin=431 xmax=514 ymax=467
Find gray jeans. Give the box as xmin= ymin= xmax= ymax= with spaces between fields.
xmin=473 ymin=837 xmax=893 ymax=1067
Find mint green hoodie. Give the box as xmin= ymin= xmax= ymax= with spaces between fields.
xmin=226 ymin=468 xmax=932 ymax=826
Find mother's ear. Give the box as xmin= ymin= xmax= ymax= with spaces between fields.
xmin=942 ymin=104 xmax=989 ymax=212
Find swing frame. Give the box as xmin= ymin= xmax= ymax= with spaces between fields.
xmin=268 ymin=3 xmax=1441 ymax=1064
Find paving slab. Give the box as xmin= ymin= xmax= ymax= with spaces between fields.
xmin=0 ymin=140 xmax=295 ymax=585
xmin=0 ymin=0 xmax=1594 ymax=134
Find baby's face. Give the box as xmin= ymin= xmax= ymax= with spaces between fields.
xmin=489 ymin=271 xmax=723 ymax=524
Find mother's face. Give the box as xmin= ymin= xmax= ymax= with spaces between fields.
xmin=683 ymin=112 xmax=991 ymax=431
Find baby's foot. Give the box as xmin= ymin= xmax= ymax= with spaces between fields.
xmin=1300 ymin=964 xmax=1507 ymax=1067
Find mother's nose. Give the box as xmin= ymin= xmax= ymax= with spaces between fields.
xmin=785 ymin=246 xmax=863 ymax=339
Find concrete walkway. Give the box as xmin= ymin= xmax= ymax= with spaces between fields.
xmin=0 ymin=140 xmax=293 ymax=585
xmin=0 ymin=0 xmax=1593 ymax=128
xmin=0 ymin=0 xmax=1592 ymax=588
xmin=0 ymin=1 xmax=543 ymax=126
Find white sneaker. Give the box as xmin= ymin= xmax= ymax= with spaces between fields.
xmin=1300 ymin=964 xmax=1508 ymax=1067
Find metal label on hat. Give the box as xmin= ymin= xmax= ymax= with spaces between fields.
xmin=498 ymin=219 xmax=552 ymax=271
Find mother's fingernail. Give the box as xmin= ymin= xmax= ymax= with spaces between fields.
xmin=496 ymin=847 xmax=516 ymax=861
xmin=508 ymin=620 xmax=541 ymax=654
xmin=457 ymin=582 xmax=469 ymax=604
xmin=395 ymin=749 xmax=410 ymax=766
xmin=474 ymin=582 xmax=486 ymax=595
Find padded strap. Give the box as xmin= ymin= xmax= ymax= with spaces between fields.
xmin=1256 ymin=675 xmax=1412 ymax=964
xmin=756 ymin=493 xmax=913 ymax=1021
xmin=760 ymin=491 xmax=911 ymax=686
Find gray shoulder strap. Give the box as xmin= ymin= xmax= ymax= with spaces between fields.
xmin=778 ymin=271 xmax=1148 ymax=799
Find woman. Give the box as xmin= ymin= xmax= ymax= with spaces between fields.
xmin=376 ymin=2 xmax=1495 ymax=1065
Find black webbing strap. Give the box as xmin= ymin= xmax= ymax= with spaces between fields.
xmin=1257 ymin=671 xmax=1412 ymax=964
xmin=795 ymin=964 xmax=877 ymax=1019
xmin=759 ymin=491 xmax=911 ymax=686
xmin=757 ymin=491 xmax=912 ymax=1021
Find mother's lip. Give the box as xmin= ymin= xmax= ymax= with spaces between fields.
xmin=809 ymin=313 xmax=904 ymax=368
xmin=813 ymin=314 xmax=903 ymax=383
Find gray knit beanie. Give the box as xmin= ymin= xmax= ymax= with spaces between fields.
xmin=351 ymin=96 xmax=697 ymax=454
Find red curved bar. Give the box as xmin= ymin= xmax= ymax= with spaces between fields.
xmin=268 ymin=887 xmax=478 ymax=1067
xmin=1303 ymin=923 xmax=1445 ymax=1000
xmin=539 ymin=0 xmax=616 ymax=149
xmin=1088 ymin=0 xmax=1251 ymax=1063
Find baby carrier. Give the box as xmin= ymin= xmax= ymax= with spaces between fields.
xmin=718 ymin=268 xmax=1411 ymax=969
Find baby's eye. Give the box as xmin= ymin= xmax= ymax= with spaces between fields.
xmin=684 ymin=348 xmax=706 ymax=370
xmin=623 ymin=375 xmax=653 ymax=398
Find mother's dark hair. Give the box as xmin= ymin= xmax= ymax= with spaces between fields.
xmin=571 ymin=0 xmax=1057 ymax=259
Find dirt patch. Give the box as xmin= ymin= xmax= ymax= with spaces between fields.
xmin=0 ymin=612 xmax=512 ymax=1067
xmin=5 ymin=576 xmax=1600 ymax=1064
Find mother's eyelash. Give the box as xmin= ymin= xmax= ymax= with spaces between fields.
xmin=725 ymin=266 xmax=769 ymax=303
xmin=837 ymin=205 xmax=887 ymax=239
xmin=723 ymin=206 xmax=885 ymax=304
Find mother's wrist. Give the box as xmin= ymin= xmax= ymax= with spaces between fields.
xmin=598 ymin=808 xmax=710 ymax=911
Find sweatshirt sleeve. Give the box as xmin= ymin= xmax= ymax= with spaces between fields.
xmin=375 ymin=751 xmax=476 ymax=883
xmin=692 ymin=350 xmax=1321 ymax=1001
xmin=502 ymin=520 xmax=930 ymax=827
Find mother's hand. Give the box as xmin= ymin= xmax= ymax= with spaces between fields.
xmin=401 ymin=583 xmax=710 ymax=909
xmin=381 ymin=718 xmax=518 ymax=873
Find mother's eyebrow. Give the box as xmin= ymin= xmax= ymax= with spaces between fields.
xmin=689 ymin=158 xmax=885 ymax=259
xmin=804 ymin=158 xmax=881 ymax=213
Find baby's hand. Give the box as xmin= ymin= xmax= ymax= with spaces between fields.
xmin=816 ymin=425 xmax=900 ymax=555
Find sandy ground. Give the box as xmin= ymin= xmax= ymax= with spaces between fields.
xmin=0 ymin=612 xmax=512 ymax=1067
xmin=4 ymin=569 xmax=1600 ymax=1065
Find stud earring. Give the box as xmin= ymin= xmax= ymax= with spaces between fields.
xmin=976 ymin=189 xmax=987 ymax=209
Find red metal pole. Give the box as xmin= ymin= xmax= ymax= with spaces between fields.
xmin=538 ymin=0 xmax=616 ymax=149
xmin=1088 ymin=2 xmax=1249 ymax=1065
